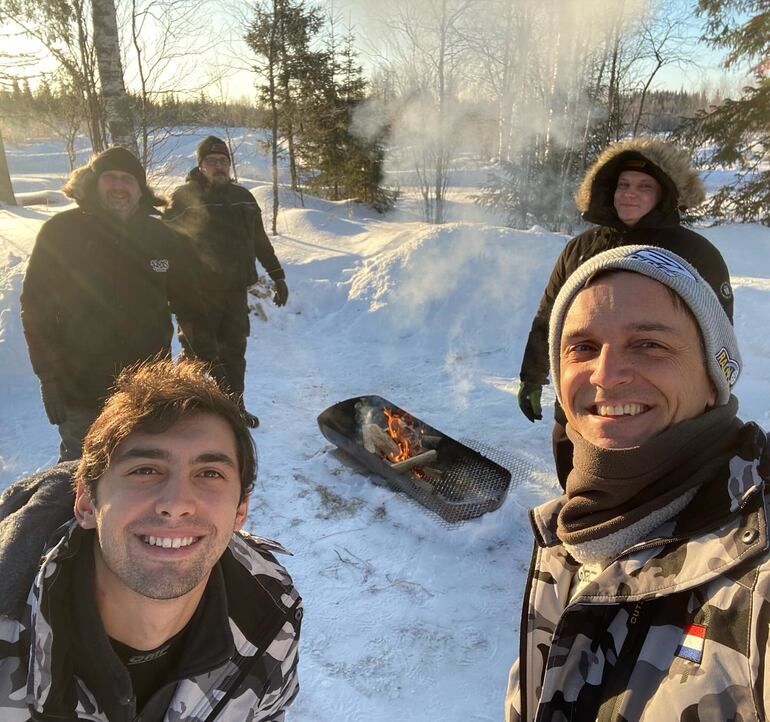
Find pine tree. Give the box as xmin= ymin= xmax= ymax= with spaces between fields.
xmin=676 ymin=1 xmax=769 ymax=225
xmin=301 ymin=26 xmax=393 ymax=209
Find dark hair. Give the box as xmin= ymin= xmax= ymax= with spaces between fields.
xmin=75 ymin=358 xmax=256 ymax=502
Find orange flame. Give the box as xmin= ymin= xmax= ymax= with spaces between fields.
xmin=383 ymin=408 xmax=422 ymax=462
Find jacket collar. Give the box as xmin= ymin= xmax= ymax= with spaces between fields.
xmin=185 ymin=166 xmax=234 ymax=195
xmin=529 ymin=423 xmax=770 ymax=602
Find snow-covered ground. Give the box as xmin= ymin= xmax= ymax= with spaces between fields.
xmin=1 ymin=132 xmax=769 ymax=720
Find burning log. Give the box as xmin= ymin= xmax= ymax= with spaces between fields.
xmin=389 ymin=449 xmax=437 ymax=473
xmin=362 ymin=423 xmax=400 ymax=458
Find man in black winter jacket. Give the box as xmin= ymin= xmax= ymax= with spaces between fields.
xmin=516 ymin=138 xmax=734 ymax=486
xmin=165 ymin=136 xmax=289 ymax=428
xmin=20 ymin=147 xmax=217 ymax=461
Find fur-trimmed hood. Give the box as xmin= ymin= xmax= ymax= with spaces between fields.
xmin=62 ymin=160 xmax=166 ymax=213
xmin=575 ymin=137 xmax=706 ymax=228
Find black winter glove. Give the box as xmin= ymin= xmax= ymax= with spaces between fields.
xmin=273 ymin=278 xmax=289 ymax=307
xmin=517 ymin=381 xmax=543 ymax=423
xmin=40 ymin=378 xmax=67 ymax=425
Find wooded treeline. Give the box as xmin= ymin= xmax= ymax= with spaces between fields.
xmin=0 ymin=0 xmax=766 ymax=226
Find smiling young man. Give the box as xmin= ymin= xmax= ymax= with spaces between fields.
xmin=20 ymin=147 xmax=217 ymax=461
xmin=505 ymin=246 xmax=770 ymax=721
xmin=516 ymin=138 xmax=733 ymax=487
xmin=165 ymin=136 xmax=289 ymax=428
xmin=0 ymin=359 xmax=302 ymax=721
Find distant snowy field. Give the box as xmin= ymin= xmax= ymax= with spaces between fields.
xmin=1 ymin=130 xmax=769 ymax=721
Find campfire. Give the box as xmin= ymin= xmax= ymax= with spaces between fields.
xmin=317 ymin=395 xmax=512 ymax=523
xmin=362 ymin=407 xmax=441 ymax=479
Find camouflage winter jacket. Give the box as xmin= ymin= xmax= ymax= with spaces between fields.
xmin=505 ymin=422 xmax=770 ymax=722
xmin=0 ymin=469 xmax=302 ymax=722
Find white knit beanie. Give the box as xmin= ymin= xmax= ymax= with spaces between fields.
xmin=549 ymin=245 xmax=741 ymax=406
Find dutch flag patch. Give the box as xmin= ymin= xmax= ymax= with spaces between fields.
xmin=676 ymin=623 xmax=706 ymax=663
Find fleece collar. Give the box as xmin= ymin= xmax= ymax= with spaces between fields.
xmin=530 ymin=423 xmax=770 ymax=602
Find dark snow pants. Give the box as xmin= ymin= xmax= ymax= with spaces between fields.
xmin=57 ymin=404 xmax=101 ymax=462
xmin=180 ymin=289 xmax=249 ymax=399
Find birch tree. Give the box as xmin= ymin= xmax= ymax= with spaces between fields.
xmin=91 ymin=0 xmax=138 ymax=152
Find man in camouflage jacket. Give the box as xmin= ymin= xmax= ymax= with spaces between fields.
xmin=0 ymin=359 xmax=302 ymax=721
xmin=506 ymin=246 xmax=770 ymax=721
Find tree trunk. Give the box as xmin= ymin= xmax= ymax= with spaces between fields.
xmin=73 ymin=1 xmax=106 ymax=153
xmin=286 ymin=117 xmax=299 ymax=191
xmin=0 ymin=131 xmax=17 ymax=205
xmin=91 ymin=0 xmax=139 ymax=154
xmin=269 ymin=0 xmax=280 ymax=235
xmin=131 ymin=0 xmax=150 ymax=164
xmin=633 ymin=55 xmax=663 ymax=136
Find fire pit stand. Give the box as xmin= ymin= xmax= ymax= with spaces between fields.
xmin=317 ymin=395 xmax=512 ymax=523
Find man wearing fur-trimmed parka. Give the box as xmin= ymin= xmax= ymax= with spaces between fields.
xmin=0 ymin=359 xmax=302 ymax=721
xmin=165 ymin=136 xmax=289 ymax=429
xmin=20 ymin=147 xmax=217 ymax=461
xmin=506 ymin=246 xmax=770 ymax=722
xmin=516 ymin=138 xmax=733 ymax=486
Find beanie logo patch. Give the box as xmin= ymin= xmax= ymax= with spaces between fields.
xmin=716 ymin=347 xmax=740 ymax=386
xmin=720 ymin=281 xmax=732 ymax=299
xmin=150 ymin=259 xmax=169 ymax=273
xmin=626 ymin=249 xmax=696 ymax=281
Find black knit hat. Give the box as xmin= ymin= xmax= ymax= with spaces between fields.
xmin=617 ymin=155 xmax=669 ymax=189
xmin=196 ymin=136 xmax=231 ymax=165
xmin=91 ymin=147 xmax=146 ymax=186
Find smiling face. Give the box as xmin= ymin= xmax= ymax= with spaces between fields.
xmin=75 ymin=412 xmax=248 ymax=602
xmin=559 ymin=272 xmax=716 ymax=449
xmin=199 ymin=153 xmax=231 ymax=187
xmin=613 ymin=170 xmax=662 ymax=226
xmin=97 ymin=170 xmax=142 ymax=220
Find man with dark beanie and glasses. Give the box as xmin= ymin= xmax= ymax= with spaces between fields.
xmin=506 ymin=246 xmax=770 ymax=721
xmin=20 ymin=147 xmax=217 ymax=461
xmin=166 ymin=136 xmax=289 ymax=428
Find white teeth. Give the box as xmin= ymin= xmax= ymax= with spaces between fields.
xmin=596 ymin=404 xmax=646 ymax=417
xmin=143 ymin=535 xmax=197 ymax=548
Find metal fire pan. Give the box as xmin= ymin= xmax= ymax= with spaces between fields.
xmin=317 ymin=395 xmax=512 ymax=522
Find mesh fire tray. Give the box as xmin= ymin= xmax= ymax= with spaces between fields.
xmin=317 ymin=395 xmax=512 ymax=523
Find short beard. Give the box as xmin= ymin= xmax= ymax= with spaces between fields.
xmin=208 ymin=173 xmax=230 ymax=187
xmin=121 ymin=556 xmax=211 ymax=599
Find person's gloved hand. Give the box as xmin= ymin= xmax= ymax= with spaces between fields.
xmin=273 ymin=278 xmax=289 ymax=307
xmin=517 ymin=381 xmax=543 ymax=423
xmin=40 ymin=378 xmax=67 ymax=425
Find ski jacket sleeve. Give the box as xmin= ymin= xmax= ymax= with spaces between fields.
xmin=20 ymin=220 xmax=67 ymax=382
xmin=249 ymin=200 xmax=285 ymax=282
xmin=518 ymin=238 xmax=577 ymax=385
